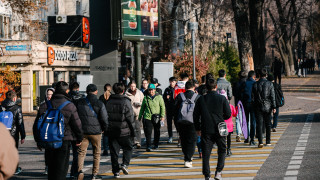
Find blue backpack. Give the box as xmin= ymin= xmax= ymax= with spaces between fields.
xmin=0 ymin=107 xmax=14 ymax=130
xmin=37 ymin=100 xmax=70 ymax=149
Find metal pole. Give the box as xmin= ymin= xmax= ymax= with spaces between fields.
xmin=134 ymin=41 xmax=142 ymax=89
xmin=192 ymin=29 xmax=196 ymax=80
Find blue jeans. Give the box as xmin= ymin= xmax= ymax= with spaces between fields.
xmin=272 ymin=108 xmax=279 ymax=128
xmin=235 ymin=111 xmax=243 ymax=136
xmin=244 ymin=103 xmax=256 ymax=141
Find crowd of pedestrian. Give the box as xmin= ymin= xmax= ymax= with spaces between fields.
xmin=0 ymin=66 xmax=286 ymax=180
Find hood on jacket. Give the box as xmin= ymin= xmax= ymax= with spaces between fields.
xmin=176 ymin=81 xmax=186 ymax=88
xmin=1 ymin=98 xmax=16 ymax=109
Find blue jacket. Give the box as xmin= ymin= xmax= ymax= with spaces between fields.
xmin=243 ymin=77 xmax=256 ymax=103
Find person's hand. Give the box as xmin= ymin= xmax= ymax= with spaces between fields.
xmin=76 ymin=142 xmax=82 ymax=146
xmin=273 ymin=109 xmax=276 ymax=114
xmin=161 ymin=117 xmax=165 ymax=121
xmin=21 ymin=139 xmax=25 ymax=144
xmin=196 ymin=131 xmax=201 ymax=136
xmin=167 ymin=95 xmax=170 ymax=99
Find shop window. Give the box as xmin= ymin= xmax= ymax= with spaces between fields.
xmin=83 ymin=71 xmax=90 ymax=74
xmin=54 ymin=71 xmax=65 ymax=82
xmin=69 ymin=71 xmax=81 ymax=85
xmin=0 ymin=15 xmax=11 ymax=39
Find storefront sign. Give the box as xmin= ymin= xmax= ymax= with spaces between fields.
xmin=82 ymin=17 xmax=90 ymax=44
xmin=47 ymin=47 xmax=78 ymax=65
xmin=5 ymin=45 xmax=31 ymax=51
xmin=120 ymin=0 xmax=161 ymax=41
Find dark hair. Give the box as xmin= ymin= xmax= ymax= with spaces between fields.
xmin=185 ymin=80 xmax=196 ymax=90
xmin=248 ymin=70 xmax=255 ymax=78
xmin=103 ymin=83 xmax=112 ymax=92
xmin=6 ymin=90 xmax=17 ymax=100
xmin=180 ymin=73 xmax=189 ymax=80
xmin=267 ymin=74 xmax=274 ymax=81
xmin=206 ymin=73 xmax=213 ymax=80
xmin=55 ymin=81 xmax=69 ymax=94
xmin=238 ymin=71 xmax=246 ymax=79
xmin=142 ymin=79 xmax=148 ymax=83
xmin=206 ymin=78 xmax=217 ymax=91
xmin=169 ymin=77 xmax=177 ymax=82
xmin=255 ymin=69 xmax=262 ymax=78
xmin=260 ymin=69 xmax=267 ymax=77
xmin=128 ymin=80 xmax=136 ymax=86
xmin=201 ymin=75 xmax=206 ymax=83
xmin=51 ymin=82 xmax=57 ymax=89
xmin=113 ymin=83 xmax=125 ymax=94
xmin=218 ymin=69 xmax=226 ymax=77
xmin=70 ymin=82 xmax=79 ymax=90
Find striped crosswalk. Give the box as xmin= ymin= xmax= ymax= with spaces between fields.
xmin=100 ymin=120 xmax=290 ymax=179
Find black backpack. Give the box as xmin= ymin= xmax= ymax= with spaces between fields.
xmin=274 ymin=84 xmax=285 ymax=108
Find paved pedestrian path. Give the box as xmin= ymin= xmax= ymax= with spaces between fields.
xmin=99 ymin=119 xmax=290 ymax=179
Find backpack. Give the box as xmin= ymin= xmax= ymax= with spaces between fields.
xmin=177 ymin=93 xmax=197 ymax=124
xmin=0 ymin=107 xmax=14 ymax=130
xmin=217 ymin=89 xmax=228 ymax=100
xmin=274 ymin=84 xmax=285 ymax=108
xmin=36 ymin=100 xmax=70 ymax=149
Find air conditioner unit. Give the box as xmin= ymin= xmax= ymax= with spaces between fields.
xmin=56 ymin=15 xmax=67 ymax=24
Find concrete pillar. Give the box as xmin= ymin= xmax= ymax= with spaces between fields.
xmin=21 ymin=69 xmax=33 ymax=113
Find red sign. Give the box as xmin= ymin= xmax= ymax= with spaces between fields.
xmin=82 ymin=17 xmax=90 ymax=44
xmin=48 ymin=47 xmax=55 ymax=65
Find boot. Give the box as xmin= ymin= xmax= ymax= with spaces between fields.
xmin=226 ymin=149 xmax=232 ymax=157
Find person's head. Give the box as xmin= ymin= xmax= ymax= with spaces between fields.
xmin=201 ymin=75 xmax=206 ymax=84
xmin=128 ymin=80 xmax=137 ymax=92
xmin=142 ymin=79 xmax=149 ymax=89
xmin=248 ymin=70 xmax=256 ymax=79
xmin=180 ymin=73 xmax=189 ymax=81
xmin=218 ymin=69 xmax=226 ymax=78
xmin=113 ymin=83 xmax=125 ymax=95
xmin=194 ymin=79 xmax=199 ymax=88
xmin=260 ymin=69 xmax=268 ymax=78
xmin=51 ymin=82 xmax=57 ymax=89
xmin=86 ymin=84 xmax=98 ymax=95
xmin=70 ymin=82 xmax=80 ymax=92
xmin=103 ymin=83 xmax=112 ymax=92
xmin=55 ymin=81 xmax=69 ymax=94
xmin=169 ymin=77 xmax=177 ymax=87
xmin=255 ymin=69 xmax=262 ymax=79
xmin=206 ymin=78 xmax=218 ymax=91
xmin=185 ymin=80 xmax=196 ymax=91
xmin=148 ymin=84 xmax=156 ymax=96
xmin=151 ymin=78 xmax=159 ymax=87
xmin=206 ymin=73 xmax=213 ymax=80
xmin=5 ymin=90 xmax=17 ymax=102
xmin=46 ymin=88 xmax=55 ymax=101
xmin=126 ymin=69 xmax=131 ymax=77
xmin=267 ymin=74 xmax=274 ymax=82
xmin=238 ymin=71 xmax=246 ymax=79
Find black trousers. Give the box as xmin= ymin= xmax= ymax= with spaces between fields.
xmin=70 ymin=141 xmax=79 ymax=176
xmin=46 ymin=140 xmax=71 ymax=180
xmin=274 ymin=73 xmax=281 ymax=85
xmin=109 ymin=136 xmax=133 ymax=174
xmin=202 ymin=133 xmax=226 ymax=177
xmin=178 ymin=123 xmax=197 ymax=162
xmin=244 ymin=103 xmax=256 ymax=141
xmin=227 ymin=133 xmax=231 ymax=150
xmin=255 ymin=111 xmax=272 ymax=144
xmin=143 ymin=119 xmax=161 ymax=148
xmin=166 ymin=112 xmax=174 ymax=138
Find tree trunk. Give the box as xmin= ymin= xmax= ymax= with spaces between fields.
xmin=231 ymin=0 xmax=253 ymax=74
xmin=249 ymin=0 xmax=265 ymax=69
xmin=277 ymin=36 xmax=295 ymax=76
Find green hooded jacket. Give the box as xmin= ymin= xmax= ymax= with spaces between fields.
xmin=138 ymin=93 xmax=166 ymax=120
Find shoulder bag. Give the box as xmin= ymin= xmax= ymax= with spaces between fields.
xmin=146 ymin=97 xmax=161 ymax=125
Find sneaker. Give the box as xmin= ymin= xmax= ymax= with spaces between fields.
xmin=77 ymin=171 xmax=84 ymax=180
xmin=249 ymin=140 xmax=256 ymax=146
xmin=14 ymin=167 xmax=22 ymax=175
xmin=272 ymin=128 xmax=277 ymax=132
xmin=136 ymin=143 xmax=141 ymax=149
xmin=177 ymin=142 xmax=181 ymax=147
xmin=146 ymin=148 xmax=152 ymax=152
xmin=43 ymin=166 xmax=48 ymax=175
xmin=226 ymin=149 xmax=232 ymax=157
xmin=121 ymin=165 xmax=129 ymax=175
xmin=258 ymin=144 xmax=264 ymax=148
xmin=199 ymin=152 xmax=202 ymax=159
xmin=205 ymin=176 xmax=212 ymax=180
xmin=184 ymin=161 xmax=192 ymax=168
xmin=214 ymin=171 xmax=222 ymax=180
xmin=114 ymin=172 xmax=120 ymax=178
xmin=236 ymin=135 xmax=241 ymax=142
xmin=153 ymin=145 xmax=159 ymax=150
xmin=168 ymin=137 xmax=173 ymax=143
xmin=91 ymin=174 xmax=102 ymax=180
xmin=244 ymin=139 xmax=249 ymax=143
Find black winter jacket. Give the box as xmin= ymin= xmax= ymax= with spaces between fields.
xmin=105 ymin=94 xmax=135 ymax=138
xmin=233 ymin=78 xmax=246 ymax=104
xmin=34 ymin=93 xmax=83 ymax=143
xmin=69 ymin=90 xmax=85 ymax=105
xmin=1 ymin=99 xmax=26 ymax=142
xmin=163 ymin=86 xmax=175 ymax=114
xmin=194 ymin=91 xmax=231 ymax=134
xmin=251 ymin=78 xmax=276 ymax=112
xmin=76 ymin=94 xmax=109 ymax=135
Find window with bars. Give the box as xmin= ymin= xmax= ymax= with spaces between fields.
xmin=0 ymin=15 xmax=11 ymax=39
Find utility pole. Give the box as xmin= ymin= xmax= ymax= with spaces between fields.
xmin=134 ymin=41 xmax=142 ymax=89
xmin=188 ymin=22 xmax=198 ymax=80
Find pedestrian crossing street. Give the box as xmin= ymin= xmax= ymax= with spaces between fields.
xmin=100 ymin=120 xmax=290 ymax=179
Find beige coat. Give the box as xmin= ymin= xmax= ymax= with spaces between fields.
xmin=0 ymin=123 xmax=19 ymax=180
xmin=125 ymin=89 xmax=144 ymax=118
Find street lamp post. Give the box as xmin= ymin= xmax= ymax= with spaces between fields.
xmin=188 ymin=22 xmax=198 ymax=80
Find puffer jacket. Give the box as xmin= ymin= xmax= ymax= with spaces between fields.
xmin=251 ymin=78 xmax=276 ymax=112
xmin=1 ymin=98 xmax=26 ymax=142
xmin=217 ymin=77 xmax=233 ymax=100
xmin=34 ymin=93 xmax=83 ymax=142
xmin=76 ymin=94 xmax=109 ymax=135
xmin=125 ymin=89 xmax=144 ymax=117
xmin=163 ymin=86 xmax=175 ymax=114
xmin=105 ymin=94 xmax=135 ymax=138
xmin=138 ymin=93 xmax=166 ymax=121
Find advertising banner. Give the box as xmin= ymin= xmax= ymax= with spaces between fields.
xmin=121 ymin=0 xmax=160 ymax=41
